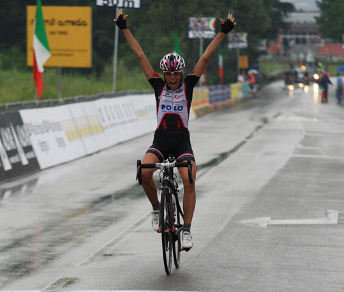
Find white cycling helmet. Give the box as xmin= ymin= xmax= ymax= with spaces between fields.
xmin=160 ymin=53 xmax=185 ymax=72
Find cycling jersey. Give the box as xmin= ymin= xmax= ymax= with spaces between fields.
xmin=146 ymin=71 xmax=200 ymax=162
xmin=149 ymin=72 xmax=200 ymax=134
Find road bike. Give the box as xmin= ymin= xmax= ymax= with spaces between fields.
xmin=136 ymin=155 xmax=193 ymax=275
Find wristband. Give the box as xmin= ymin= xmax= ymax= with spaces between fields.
xmin=115 ymin=14 xmax=127 ymax=30
xmin=221 ymin=19 xmax=235 ymax=34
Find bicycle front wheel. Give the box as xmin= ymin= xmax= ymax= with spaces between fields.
xmin=172 ymin=194 xmax=181 ymax=268
xmin=160 ymin=188 xmax=173 ymax=275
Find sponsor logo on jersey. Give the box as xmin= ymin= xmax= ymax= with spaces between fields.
xmin=161 ymin=104 xmax=184 ymax=112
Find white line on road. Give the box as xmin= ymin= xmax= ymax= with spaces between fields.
xmin=241 ymin=210 xmax=338 ymax=228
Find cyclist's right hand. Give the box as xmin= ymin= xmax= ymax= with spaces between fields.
xmin=114 ymin=8 xmax=128 ymax=30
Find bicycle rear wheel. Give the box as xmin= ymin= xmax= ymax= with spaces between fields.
xmin=160 ymin=187 xmax=173 ymax=275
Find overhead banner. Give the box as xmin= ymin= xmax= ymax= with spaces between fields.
xmin=188 ymin=17 xmax=216 ymax=39
xmin=228 ymin=33 xmax=248 ymax=49
xmin=27 ymin=6 xmax=92 ymax=68
xmin=96 ymin=0 xmax=141 ymax=8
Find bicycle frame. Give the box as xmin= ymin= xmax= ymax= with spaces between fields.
xmin=136 ymin=156 xmax=193 ymax=274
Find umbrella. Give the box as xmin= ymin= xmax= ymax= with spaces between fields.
xmin=248 ymin=69 xmax=258 ymax=74
xmin=337 ymin=65 xmax=344 ymax=72
xmin=250 ymin=64 xmax=260 ymax=70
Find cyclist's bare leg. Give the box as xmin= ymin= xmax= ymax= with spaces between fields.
xmin=179 ymin=160 xmax=197 ymax=225
xmin=141 ymin=152 xmax=160 ymax=206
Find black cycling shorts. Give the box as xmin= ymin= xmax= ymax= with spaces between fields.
xmin=146 ymin=133 xmax=195 ymax=163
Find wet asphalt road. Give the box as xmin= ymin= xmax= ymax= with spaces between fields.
xmin=1 ymin=80 xmax=344 ymax=291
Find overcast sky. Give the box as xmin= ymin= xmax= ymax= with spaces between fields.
xmin=281 ymin=0 xmax=319 ymax=11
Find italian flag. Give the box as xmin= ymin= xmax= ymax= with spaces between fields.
xmin=218 ymin=46 xmax=224 ymax=84
xmin=33 ymin=0 xmax=50 ymax=99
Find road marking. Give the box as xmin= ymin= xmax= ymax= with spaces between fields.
xmin=292 ymin=154 xmax=344 ymax=160
xmin=295 ymin=146 xmax=322 ymax=150
xmin=242 ymin=210 xmax=338 ymax=228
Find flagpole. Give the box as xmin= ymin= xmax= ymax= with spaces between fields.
xmin=199 ymin=38 xmax=203 ymax=88
xmin=112 ymin=7 xmax=119 ymax=93
xmin=236 ymin=47 xmax=240 ymax=80
xmin=58 ymin=67 xmax=62 ymax=98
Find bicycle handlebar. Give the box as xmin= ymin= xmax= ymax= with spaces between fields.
xmin=136 ymin=159 xmax=194 ymax=184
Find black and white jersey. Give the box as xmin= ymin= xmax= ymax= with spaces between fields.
xmin=149 ymin=72 xmax=199 ymax=134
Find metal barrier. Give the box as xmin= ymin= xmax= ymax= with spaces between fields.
xmin=0 ymin=89 xmax=154 ymax=112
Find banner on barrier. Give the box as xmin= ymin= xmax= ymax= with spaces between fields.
xmin=192 ymin=88 xmax=210 ymax=110
xmin=0 ymin=112 xmax=40 ymax=182
xmin=67 ymin=102 xmax=107 ymax=154
xmin=20 ymin=106 xmax=87 ymax=169
xmin=209 ymin=85 xmax=231 ymax=105
xmin=19 ymin=94 xmax=157 ymax=170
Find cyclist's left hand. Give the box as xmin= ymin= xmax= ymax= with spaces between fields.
xmin=220 ymin=13 xmax=236 ymax=34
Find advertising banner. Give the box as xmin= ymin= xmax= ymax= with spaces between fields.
xmin=18 ymin=94 xmax=156 ymax=170
xmin=209 ymin=85 xmax=231 ymax=105
xmin=188 ymin=17 xmax=216 ymax=39
xmin=67 ymin=103 xmax=107 ymax=154
xmin=19 ymin=106 xmax=87 ymax=169
xmin=94 ymin=94 xmax=156 ymax=146
xmin=128 ymin=94 xmax=157 ymax=135
xmin=230 ymin=83 xmax=243 ymax=101
xmin=27 ymin=6 xmax=92 ymax=68
xmin=191 ymin=88 xmax=210 ymax=116
xmin=0 ymin=112 xmax=40 ymax=181
xmin=228 ymin=33 xmax=248 ymax=49
xmin=0 ymin=89 xmax=252 ymax=179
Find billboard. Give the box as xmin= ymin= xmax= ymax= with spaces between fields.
xmin=228 ymin=33 xmax=248 ymax=49
xmin=188 ymin=17 xmax=216 ymax=39
xmin=96 ymin=0 xmax=141 ymax=8
xmin=27 ymin=6 xmax=92 ymax=68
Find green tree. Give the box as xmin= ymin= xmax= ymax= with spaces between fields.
xmin=316 ymin=0 xmax=344 ymax=42
xmin=232 ymin=0 xmax=271 ymax=65
xmin=265 ymin=0 xmax=296 ymax=40
xmin=0 ymin=0 xmax=294 ymax=85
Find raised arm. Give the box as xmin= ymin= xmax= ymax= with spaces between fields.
xmin=114 ymin=9 xmax=154 ymax=80
xmin=193 ymin=13 xmax=236 ymax=78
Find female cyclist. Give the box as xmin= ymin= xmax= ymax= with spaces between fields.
xmin=115 ymin=9 xmax=236 ymax=250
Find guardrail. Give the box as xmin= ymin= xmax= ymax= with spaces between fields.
xmin=0 ymin=89 xmax=154 ymax=112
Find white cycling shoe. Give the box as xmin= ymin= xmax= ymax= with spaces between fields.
xmin=181 ymin=231 xmax=193 ymax=251
xmin=151 ymin=210 xmax=160 ymax=232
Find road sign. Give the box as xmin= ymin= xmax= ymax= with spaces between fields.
xmin=96 ymin=0 xmax=141 ymax=8
xmin=188 ymin=17 xmax=216 ymax=39
xmin=27 ymin=6 xmax=92 ymax=68
xmin=228 ymin=33 xmax=248 ymax=49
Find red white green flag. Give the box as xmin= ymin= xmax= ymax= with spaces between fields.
xmin=33 ymin=0 xmax=50 ymax=98
xmin=218 ymin=46 xmax=224 ymax=84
